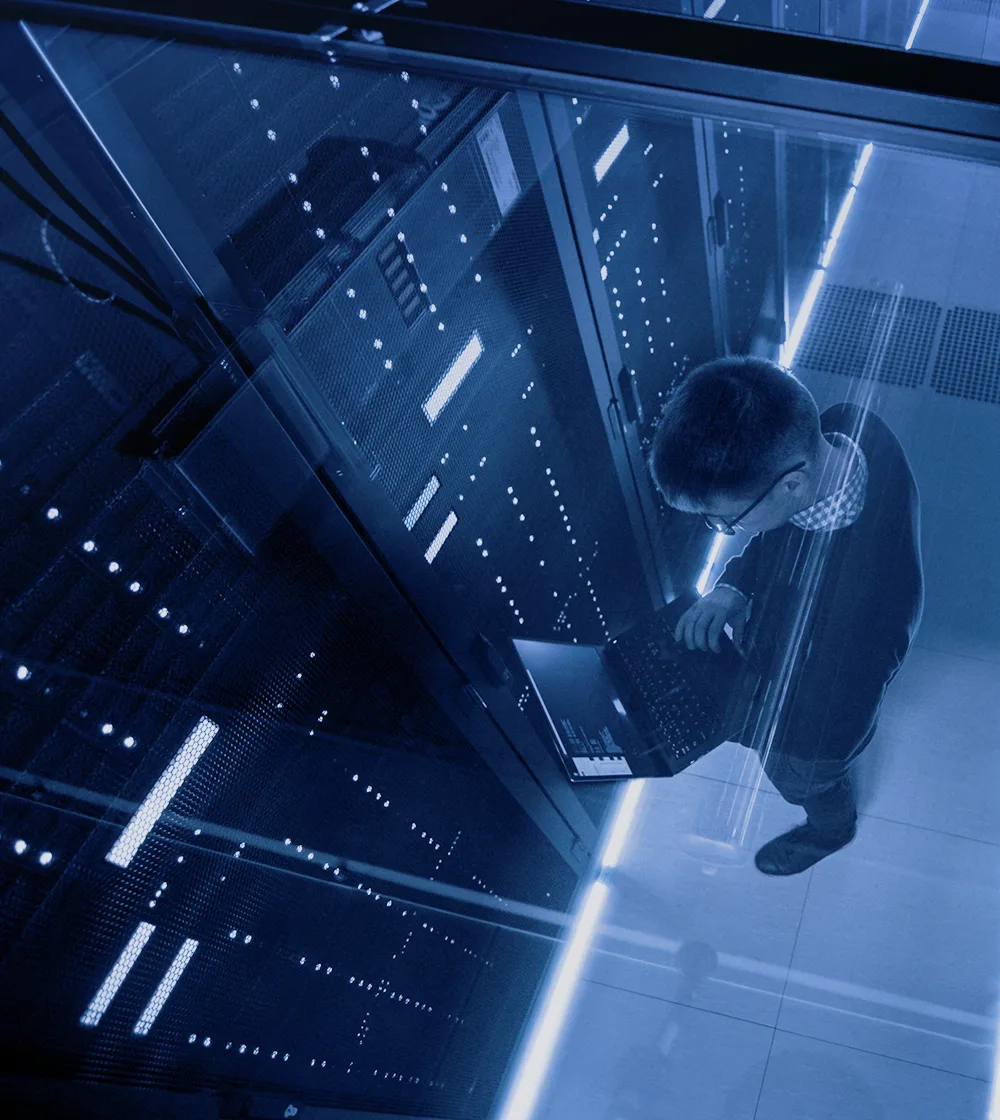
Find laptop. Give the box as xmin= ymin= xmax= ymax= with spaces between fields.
xmin=512 ymin=590 xmax=753 ymax=782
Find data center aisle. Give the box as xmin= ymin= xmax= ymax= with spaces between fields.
xmin=531 ymin=149 xmax=1000 ymax=1119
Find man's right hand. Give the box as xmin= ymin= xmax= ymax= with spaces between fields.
xmin=673 ymin=586 xmax=748 ymax=654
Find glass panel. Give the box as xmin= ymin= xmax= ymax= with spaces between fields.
xmin=0 ymin=29 xmax=579 ymax=1116
xmin=710 ymin=117 xmax=780 ymax=355
xmin=525 ymin=77 xmax=1000 ymax=1120
xmin=1 ymin=13 xmax=1000 ymax=1120
xmin=568 ymin=0 xmax=1000 ymax=62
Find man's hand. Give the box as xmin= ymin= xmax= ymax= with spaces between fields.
xmin=673 ymin=586 xmax=747 ymax=654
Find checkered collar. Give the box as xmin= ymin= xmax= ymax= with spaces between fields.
xmin=788 ymin=431 xmax=868 ymax=532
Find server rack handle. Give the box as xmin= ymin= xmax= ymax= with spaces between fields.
xmin=708 ymin=189 xmax=729 ymax=249
xmin=617 ymin=363 xmax=643 ymax=427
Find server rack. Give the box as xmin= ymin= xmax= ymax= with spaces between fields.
xmin=1 ymin=3 xmax=999 ymax=1119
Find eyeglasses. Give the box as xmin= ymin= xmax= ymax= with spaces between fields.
xmin=702 ymin=461 xmax=807 ymax=535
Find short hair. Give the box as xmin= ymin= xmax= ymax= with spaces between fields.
xmin=647 ymin=356 xmax=821 ymax=510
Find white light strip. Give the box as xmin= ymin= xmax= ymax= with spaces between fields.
xmin=780 ymin=266 xmax=827 ymax=369
xmin=697 ymin=531 xmax=727 ymax=595
xmin=80 ymin=921 xmax=155 ymax=1026
xmin=495 ymin=881 xmax=610 ymax=1120
xmin=594 ymin=123 xmax=629 ymax=183
xmin=600 ymin=781 xmax=646 ymax=869
xmin=852 ymin=142 xmax=874 ymax=186
xmin=424 ymin=511 xmax=458 ymax=565
xmin=105 ymin=717 xmax=219 ymax=868
xmin=780 ymin=142 xmax=873 ymax=367
xmin=704 ymin=0 xmax=727 ymax=17
xmin=132 ymin=938 xmax=199 ymax=1035
xmin=423 ymin=332 xmax=483 ymax=424
xmin=820 ymin=187 xmax=857 ymax=268
xmin=404 ymin=475 xmax=440 ymax=530
xmin=905 ymin=0 xmax=931 ymax=50
xmin=990 ymin=1031 xmax=1000 ymax=1120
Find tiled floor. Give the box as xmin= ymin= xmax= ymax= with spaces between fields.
xmin=533 ymin=643 xmax=999 ymax=1117
xmin=528 ymin=146 xmax=1000 ymax=1118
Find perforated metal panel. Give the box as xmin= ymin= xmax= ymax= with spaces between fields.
xmin=932 ymin=306 xmax=1000 ymax=405
xmin=0 ymin=30 xmax=579 ymax=1120
xmin=796 ymin=284 xmax=940 ymax=388
xmin=289 ymin=93 xmax=647 ymax=650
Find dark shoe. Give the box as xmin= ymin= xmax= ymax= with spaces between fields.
xmin=754 ymin=822 xmax=856 ymax=877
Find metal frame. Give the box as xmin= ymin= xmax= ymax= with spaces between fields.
xmin=775 ymin=129 xmax=790 ymax=351
xmin=0 ymin=0 xmax=999 ymax=149
xmin=314 ymin=34 xmax=1000 ymax=167
xmin=695 ymin=118 xmax=732 ymax=356
xmin=383 ymin=1 xmax=1000 ymax=114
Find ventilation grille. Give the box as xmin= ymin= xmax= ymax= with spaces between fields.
xmin=377 ymin=236 xmax=428 ymax=327
xmin=796 ymin=284 xmax=940 ymax=388
xmin=932 ymin=306 xmax=1000 ymax=405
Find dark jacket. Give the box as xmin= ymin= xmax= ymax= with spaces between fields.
xmin=719 ymin=403 xmax=924 ymax=761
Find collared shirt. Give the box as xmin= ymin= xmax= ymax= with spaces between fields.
xmin=717 ymin=431 xmax=869 ymax=619
xmin=788 ymin=431 xmax=868 ymax=532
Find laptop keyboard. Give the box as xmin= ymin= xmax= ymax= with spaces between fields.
xmin=606 ymin=624 xmax=718 ymax=763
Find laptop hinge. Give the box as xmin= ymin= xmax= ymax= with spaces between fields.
xmin=473 ymin=633 xmax=514 ymax=688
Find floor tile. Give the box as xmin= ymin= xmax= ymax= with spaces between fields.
xmin=755 ymin=1030 xmax=990 ymax=1120
xmin=533 ymin=978 xmax=774 ymax=1120
xmin=777 ymin=814 xmax=1000 ymax=1079
xmin=588 ymin=778 xmax=811 ymax=1026
xmin=857 ymin=646 xmax=1000 ymax=845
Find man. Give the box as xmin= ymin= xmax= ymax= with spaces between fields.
xmin=647 ymin=356 xmax=924 ymax=876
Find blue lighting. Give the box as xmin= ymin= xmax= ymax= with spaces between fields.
xmin=594 ymin=123 xmax=630 ymax=184
xmin=80 ymin=922 xmax=155 ymax=1027
xmin=132 ymin=938 xmax=199 ymax=1036
xmin=495 ymin=882 xmax=610 ymax=1119
xmin=781 ymin=143 xmax=873 ymax=368
xmin=105 ymin=717 xmax=219 ymax=868
xmin=905 ymin=0 xmax=931 ymax=50
xmin=423 ymin=333 xmax=483 ymax=424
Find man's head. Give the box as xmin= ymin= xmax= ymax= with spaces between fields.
xmin=648 ymin=356 xmax=823 ymax=534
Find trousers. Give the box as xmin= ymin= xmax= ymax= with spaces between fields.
xmin=723 ymin=669 xmax=885 ymax=841
xmin=755 ymin=743 xmax=862 ymax=839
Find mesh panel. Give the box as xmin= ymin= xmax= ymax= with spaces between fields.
xmin=932 ymin=306 xmax=1000 ymax=405
xmin=118 ymin=45 xmax=473 ymax=307
xmin=796 ymin=283 xmax=940 ymax=387
xmin=288 ymin=93 xmax=648 ymax=652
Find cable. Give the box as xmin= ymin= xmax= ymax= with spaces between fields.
xmin=0 ymin=106 xmax=163 ymax=294
xmin=0 ymin=249 xmax=179 ymax=338
xmin=39 ymin=217 xmax=112 ymax=304
xmin=0 ymin=166 xmax=171 ymax=315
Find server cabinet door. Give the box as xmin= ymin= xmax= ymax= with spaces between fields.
xmin=0 ymin=24 xmax=596 ymax=1119
xmin=537 ymin=93 xmax=729 ymax=596
xmin=23 ymin=26 xmax=684 ymax=838
xmin=703 ymin=116 xmax=784 ymax=359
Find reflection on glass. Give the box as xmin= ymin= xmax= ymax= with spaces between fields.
xmin=565 ymin=0 xmax=1000 ymax=62
xmin=0 ymin=14 xmax=998 ymax=1120
xmin=521 ymin=97 xmax=1000 ymax=1120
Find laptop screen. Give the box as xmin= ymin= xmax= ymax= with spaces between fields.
xmin=512 ymin=638 xmax=647 ymax=779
